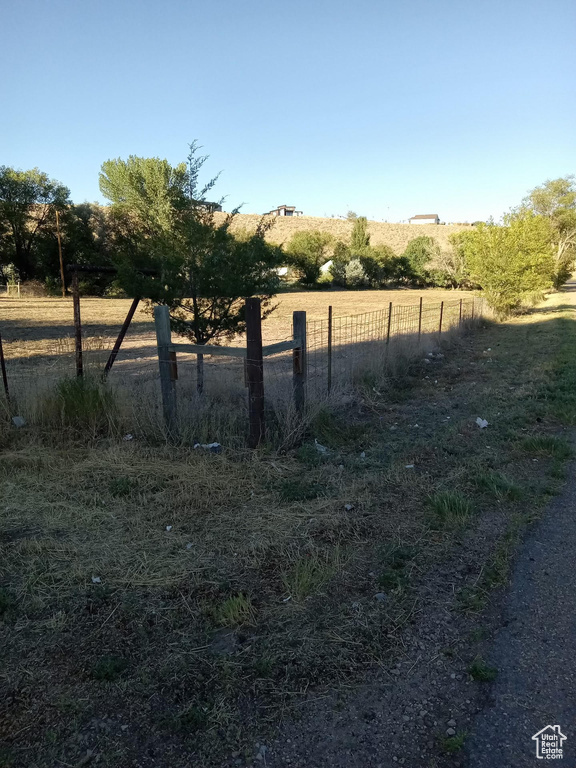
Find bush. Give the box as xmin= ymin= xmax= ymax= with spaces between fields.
xmin=401 ymin=236 xmax=440 ymax=285
xmin=285 ymin=230 xmax=333 ymax=285
xmin=329 ymin=241 xmax=350 ymax=286
xmin=459 ymin=214 xmax=555 ymax=316
xmin=345 ymin=259 xmax=368 ymax=287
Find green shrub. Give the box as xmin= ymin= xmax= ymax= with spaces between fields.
xmin=285 ymin=230 xmax=333 ymax=285
xmin=41 ymin=376 xmax=119 ymax=434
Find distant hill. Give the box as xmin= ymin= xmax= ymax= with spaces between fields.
xmin=212 ymin=212 xmax=474 ymax=254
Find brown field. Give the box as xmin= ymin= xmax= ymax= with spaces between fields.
xmin=0 ymin=287 xmax=475 ymax=353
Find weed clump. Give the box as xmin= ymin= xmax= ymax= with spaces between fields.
xmin=40 ymin=376 xmax=119 ymax=436
xmin=428 ymin=491 xmax=473 ymax=528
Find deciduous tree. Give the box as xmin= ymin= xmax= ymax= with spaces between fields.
xmin=518 ymin=176 xmax=576 ymax=287
xmin=0 ymin=166 xmax=70 ymax=280
xmin=100 ymin=144 xmax=282 ymax=391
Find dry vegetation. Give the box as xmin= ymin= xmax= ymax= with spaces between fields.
xmin=213 ymin=213 xmax=472 ymax=253
xmin=1 ymin=289 xmax=576 ymax=767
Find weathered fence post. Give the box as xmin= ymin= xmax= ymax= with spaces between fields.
xmin=417 ymin=296 xmax=423 ymax=341
xmin=327 ymin=305 xmax=333 ymax=394
xmin=246 ymin=298 xmax=265 ymax=448
xmin=72 ymin=271 xmax=83 ymax=378
xmin=103 ymin=296 xmax=140 ymax=379
xmin=0 ymin=331 xmax=9 ymax=402
xmin=56 ymin=209 xmax=66 ymax=299
xmin=471 ymin=299 xmax=475 ymax=321
xmin=439 ymin=301 xmax=444 ymax=335
xmin=293 ymin=310 xmax=307 ymax=415
xmin=154 ymin=305 xmax=178 ymax=441
xmin=386 ymin=302 xmax=393 ymax=345
xmin=459 ymin=298 xmax=463 ymax=326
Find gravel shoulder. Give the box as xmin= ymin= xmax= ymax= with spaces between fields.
xmin=465 ymin=450 xmax=576 ymax=766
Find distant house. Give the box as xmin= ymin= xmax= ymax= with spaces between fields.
xmin=202 ymin=201 xmax=222 ymax=212
xmin=409 ymin=213 xmax=440 ymax=225
xmin=265 ymin=204 xmax=303 ymax=217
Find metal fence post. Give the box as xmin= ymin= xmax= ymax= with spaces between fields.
xmin=418 ymin=296 xmax=423 ymax=341
xmin=246 ymin=298 xmax=265 ymax=448
xmin=293 ymin=310 xmax=307 ymax=414
xmin=72 ymin=271 xmax=83 ymax=378
xmin=0 ymin=331 xmax=9 ymax=402
xmin=439 ymin=301 xmax=444 ymax=335
xmin=103 ymin=296 xmax=140 ymax=379
xmin=459 ymin=298 xmax=463 ymax=326
xmin=154 ymin=305 xmax=178 ymax=441
xmin=327 ymin=305 xmax=333 ymax=394
xmin=386 ymin=302 xmax=393 ymax=345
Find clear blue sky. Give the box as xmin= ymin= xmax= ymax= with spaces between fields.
xmin=1 ymin=0 xmax=575 ymax=223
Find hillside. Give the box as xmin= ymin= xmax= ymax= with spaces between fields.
xmin=213 ymin=212 xmax=473 ymax=254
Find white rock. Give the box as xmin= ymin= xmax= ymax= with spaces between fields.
xmin=91 ymin=576 xmax=101 ymax=584
xmin=11 ymin=416 xmax=25 ymax=428
xmin=476 ymin=417 xmax=489 ymax=429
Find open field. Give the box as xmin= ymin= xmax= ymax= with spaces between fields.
xmin=0 ymin=289 xmax=478 ymax=447
xmin=0 ymin=287 xmax=475 ymax=352
xmin=1 ymin=285 xmax=576 ymax=766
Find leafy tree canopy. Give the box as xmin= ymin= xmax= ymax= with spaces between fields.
xmin=0 ymin=166 xmax=70 ymax=280
xmin=461 ymin=213 xmax=555 ymax=316
xmin=100 ymin=143 xmax=282 ymax=393
xmin=285 ymin=230 xmax=333 ymax=285
xmin=350 ymin=216 xmax=370 ymax=254
xmin=517 ymin=176 xmax=576 ymax=286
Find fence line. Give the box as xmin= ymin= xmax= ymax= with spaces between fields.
xmin=1 ymin=295 xmax=483 ymax=446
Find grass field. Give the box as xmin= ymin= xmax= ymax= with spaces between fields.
xmin=0 ymin=287 xmax=474 ymax=350
xmin=1 ymin=286 xmax=576 ymax=766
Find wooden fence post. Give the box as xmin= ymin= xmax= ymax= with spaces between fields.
xmin=0 ymin=331 xmax=9 ymax=402
xmin=154 ymin=305 xmax=178 ymax=441
xmin=459 ymin=298 xmax=463 ymax=326
xmin=72 ymin=271 xmax=83 ymax=378
xmin=471 ymin=299 xmax=475 ymax=321
xmin=293 ymin=310 xmax=307 ymax=414
xmin=327 ymin=305 xmax=333 ymax=394
xmin=439 ymin=301 xmax=444 ymax=335
xmin=246 ymin=298 xmax=265 ymax=448
xmin=386 ymin=302 xmax=393 ymax=345
xmin=103 ymin=296 xmax=140 ymax=379
xmin=417 ymin=296 xmax=423 ymax=341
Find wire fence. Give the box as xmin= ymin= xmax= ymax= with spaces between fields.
xmin=1 ymin=295 xmax=483 ymax=446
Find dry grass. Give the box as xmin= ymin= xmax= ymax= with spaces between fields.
xmin=1 ymin=288 xmax=576 ymax=766
xmin=0 ymin=287 xmax=474 ymax=350
xmin=0 ymin=290 xmax=477 ymax=448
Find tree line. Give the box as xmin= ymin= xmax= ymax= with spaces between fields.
xmin=0 ymin=146 xmax=574 ymax=318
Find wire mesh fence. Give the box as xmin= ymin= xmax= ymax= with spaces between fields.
xmin=1 ymin=295 xmax=483 ymax=446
